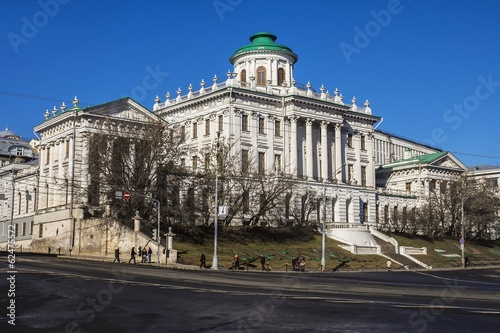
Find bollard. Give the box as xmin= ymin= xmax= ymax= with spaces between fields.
xmin=285 ymin=263 xmax=288 ymax=272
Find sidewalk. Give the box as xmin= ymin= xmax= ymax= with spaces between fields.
xmin=57 ymin=253 xmax=201 ymax=270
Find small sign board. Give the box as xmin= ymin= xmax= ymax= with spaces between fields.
xmin=459 ymin=238 xmax=465 ymax=244
xmin=123 ymin=191 xmax=131 ymax=200
xmin=218 ymin=205 xmax=227 ymax=217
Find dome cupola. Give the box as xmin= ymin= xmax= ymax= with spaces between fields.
xmin=229 ymin=32 xmax=298 ymax=87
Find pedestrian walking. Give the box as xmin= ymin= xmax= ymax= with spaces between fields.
xmin=260 ymin=254 xmax=266 ymax=271
xmin=233 ymin=254 xmax=239 ymax=270
xmin=113 ymin=247 xmax=121 ymax=263
xmin=129 ymin=247 xmax=136 ymax=264
xmin=200 ymin=251 xmax=206 ymax=268
xmin=147 ymin=247 xmax=152 ymax=263
xmin=141 ymin=248 xmax=147 ymax=263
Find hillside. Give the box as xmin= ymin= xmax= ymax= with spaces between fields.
xmin=171 ymin=226 xmax=500 ymax=271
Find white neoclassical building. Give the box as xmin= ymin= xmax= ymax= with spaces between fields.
xmin=1 ymin=32 xmax=498 ymax=254
xmin=153 ymin=32 xmax=382 ymax=228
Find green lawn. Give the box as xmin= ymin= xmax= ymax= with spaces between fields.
xmin=171 ymin=226 xmax=500 ymax=271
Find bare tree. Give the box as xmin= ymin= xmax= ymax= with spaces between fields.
xmin=86 ymin=118 xmax=186 ymax=230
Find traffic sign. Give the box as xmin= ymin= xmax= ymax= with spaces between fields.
xmin=218 ymin=205 xmax=227 ymax=217
xmin=123 ymin=191 xmax=131 ymax=200
xmin=459 ymin=238 xmax=465 ymax=244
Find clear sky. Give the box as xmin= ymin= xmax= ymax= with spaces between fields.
xmin=2 ymin=0 xmax=500 ymax=167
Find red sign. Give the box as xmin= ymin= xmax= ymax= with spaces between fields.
xmin=123 ymin=191 xmax=131 ymax=200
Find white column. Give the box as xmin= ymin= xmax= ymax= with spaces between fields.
xmin=305 ymin=118 xmax=313 ymax=180
xmin=354 ymin=132 xmax=362 ymax=185
xmin=245 ymin=61 xmax=250 ymax=81
xmin=289 ymin=116 xmax=299 ymax=177
xmin=267 ymin=58 xmax=272 ymax=82
xmin=251 ymin=112 xmax=259 ymax=165
xmin=272 ymin=58 xmax=278 ymax=85
xmin=286 ymin=62 xmax=292 ymax=85
xmin=320 ymin=121 xmax=329 ymax=182
xmin=232 ymin=109 xmax=241 ymax=156
xmin=367 ymin=133 xmax=375 ymax=188
xmin=267 ymin=115 xmax=275 ymax=173
xmin=334 ymin=123 xmax=343 ymax=183
xmin=283 ymin=118 xmax=290 ymax=175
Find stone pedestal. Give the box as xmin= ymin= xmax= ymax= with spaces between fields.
xmin=133 ymin=211 xmax=141 ymax=232
xmin=167 ymin=249 xmax=177 ymax=264
xmin=165 ymin=227 xmax=177 ymax=264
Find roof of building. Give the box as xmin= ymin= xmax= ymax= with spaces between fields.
xmin=229 ymin=32 xmax=298 ymax=64
xmin=379 ymin=151 xmax=458 ymax=170
xmin=0 ymin=128 xmax=20 ymax=140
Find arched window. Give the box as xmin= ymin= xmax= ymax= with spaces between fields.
xmin=240 ymin=69 xmax=246 ymax=83
xmin=278 ymin=68 xmax=285 ymax=86
xmin=256 ymin=66 xmax=266 ymax=86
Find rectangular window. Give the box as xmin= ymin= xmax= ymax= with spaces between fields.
xmin=180 ymin=158 xmax=185 ymax=168
xmin=406 ymin=182 xmax=412 ymax=194
xmin=362 ymin=203 xmax=368 ymax=223
xmin=258 ymin=118 xmax=265 ymax=134
xmin=218 ymin=115 xmax=223 ymax=132
xmin=192 ymin=122 xmax=198 ymax=139
xmin=192 ymin=155 xmax=198 ymax=172
xmin=22 ymin=222 xmax=26 ymax=236
xmin=39 ymin=224 xmax=43 ymax=238
xmin=242 ymin=114 xmax=248 ymax=131
xmin=361 ymin=166 xmax=366 ymax=187
xmin=260 ymin=194 xmax=266 ymax=216
xmin=30 ymin=221 xmax=34 ymax=235
xmin=242 ymin=149 xmax=249 ymax=174
xmin=243 ymin=191 xmax=249 ymax=213
xmin=275 ymin=120 xmax=281 ymax=137
xmin=180 ymin=126 xmax=186 ymax=142
xmin=205 ymin=118 xmax=210 ymax=136
xmin=258 ymin=152 xmax=265 ymax=175
xmin=205 ymin=153 xmax=210 ymax=171
xmin=347 ymin=134 xmax=353 ymax=148
xmin=46 ymin=147 xmax=50 ymax=165
xmin=360 ymin=135 xmax=366 ymax=150
xmin=384 ymin=205 xmax=389 ymax=224
xmin=66 ymin=140 xmax=70 ymax=158
xmin=14 ymin=224 xmax=18 ymax=237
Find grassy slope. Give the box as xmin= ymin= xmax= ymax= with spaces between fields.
xmin=172 ymin=226 xmax=500 ymax=271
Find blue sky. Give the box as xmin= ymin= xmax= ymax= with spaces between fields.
xmin=1 ymin=0 xmax=500 ymax=167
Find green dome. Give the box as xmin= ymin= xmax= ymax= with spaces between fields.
xmin=229 ymin=32 xmax=298 ymax=64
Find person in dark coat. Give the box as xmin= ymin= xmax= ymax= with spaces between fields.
xmin=200 ymin=252 xmax=206 ymax=268
xmin=113 ymin=247 xmax=121 ymax=263
xmin=129 ymin=247 xmax=136 ymax=264
xmin=147 ymin=247 xmax=152 ymax=263
xmin=260 ymin=255 xmax=266 ymax=271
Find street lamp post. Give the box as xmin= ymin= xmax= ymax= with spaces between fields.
xmin=212 ymin=132 xmax=221 ymax=270
xmin=152 ymin=199 xmax=161 ymax=263
xmin=461 ymin=196 xmax=465 ymax=269
xmin=321 ymin=163 xmax=346 ymax=272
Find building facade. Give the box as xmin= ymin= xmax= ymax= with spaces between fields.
xmin=154 ymin=32 xmax=382 ymax=227
xmin=1 ymin=32 xmax=498 ymax=253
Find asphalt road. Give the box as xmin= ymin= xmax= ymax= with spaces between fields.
xmin=1 ymin=255 xmax=500 ymax=333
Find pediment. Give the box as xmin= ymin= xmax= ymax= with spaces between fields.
xmin=430 ymin=154 xmax=467 ymax=171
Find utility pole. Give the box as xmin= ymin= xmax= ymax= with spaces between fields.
xmin=321 ymin=163 xmax=346 ymax=272
xmin=212 ymin=131 xmax=221 ymax=270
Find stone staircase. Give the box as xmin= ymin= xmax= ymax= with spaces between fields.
xmin=371 ymin=233 xmax=424 ymax=269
